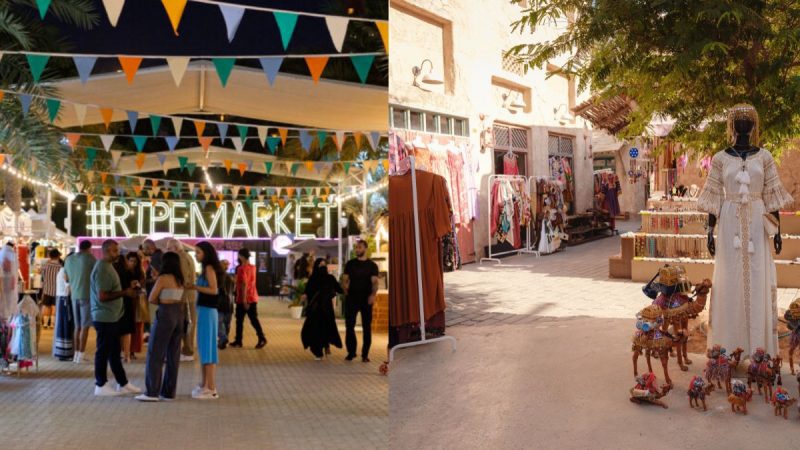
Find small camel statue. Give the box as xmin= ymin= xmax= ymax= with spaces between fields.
xmin=630 ymin=372 xmax=672 ymax=409
xmin=772 ymin=379 xmax=796 ymax=420
xmin=747 ymin=349 xmax=781 ymax=404
xmin=687 ymin=375 xmax=714 ymax=411
xmin=704 ymin=345 xmax=745 ymax=394
xmin=728 ymin=380 xmax=753 ymax=415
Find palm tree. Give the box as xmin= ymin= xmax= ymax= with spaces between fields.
xmin=0 ymin=0 xmax=98 ymax=203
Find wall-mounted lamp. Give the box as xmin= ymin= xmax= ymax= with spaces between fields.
xmin=554 ymin=104 xmax=574 ymax=124
xmin=502 ymin=91 xmax=526 ymax=113
xmin=412 ymin=59 xmax=444 ymax=91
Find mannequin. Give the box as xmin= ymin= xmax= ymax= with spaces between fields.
xmin=707 ymin=117 xmax=781 ymax=256
xmin=697 ymin=103 xmax=794 ymax=355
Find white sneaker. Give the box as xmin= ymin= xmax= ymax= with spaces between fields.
xmin=135 ymin=394 xmax=159 ymax=402
xmin=74 ymin=352 xmax=82 ymax=364
xmin=192 ymin=388 xmax=218 ymax=400
xmin=180 ymin=354 xmax=194 ymax=362
xmin=117 ymin=383 xmax=143 ymax=395
xmin=94 ymin=384 xmax=121 ymax=397
xmin=191 ymin=386 xmax=204 ymax=397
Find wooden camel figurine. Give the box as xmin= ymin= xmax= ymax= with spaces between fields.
xmin=658 ymin=279 xmax=712 ymax=372
xmin=747 ymin=349 xmax=781 ymax=404
xmin=687 ymin=375 xmax=714 ymax=411
xmin=728 ymin=380 xmax=753 ymax=415
xmin=704 ymin=345 xmax=745 ymax=394
xmin=632 ymin=305 xmax=673 ymax=385
xmin=772 ymin=380 xmax=796 ymax=420
xmin=784 ymin=299 xmax=800 ymax=375
xmin=630 ymin=372 xmax=672 ymax=409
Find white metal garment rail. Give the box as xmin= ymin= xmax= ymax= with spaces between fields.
xmin=480 ymin=174 xmax=539 ymax=264
xmin=388 ymin=156 xmax=456 ymax=362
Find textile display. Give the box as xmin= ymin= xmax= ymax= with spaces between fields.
xmin=489 ymin=178 xmax=531 ymax=249
xmin=0 ymin=244 xmax=19 ymax=321
xmin=388 ymin=169 xmax=453 ymax=348
xmin=697 ymin=149 xmax=794 ymax=354
xmin=534 ymin=179 xmax=567 ymax=254
xmin=549 ymin=155 xmax=575 ymax=205
xmin=633 ymin=234 xmax=712 ymax=260
xmin=640 ymin=212 xmax=708 ymax=233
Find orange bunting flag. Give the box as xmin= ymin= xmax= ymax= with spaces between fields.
xmin=278 ymin=128 xmax=288 ymax=145
xmin=162 ymin=191 xmax=170 ymax=199
xmin=103 ymin=186 xmax=112 ymax=196
xmin=278 ymin=199 xmax=286 ymax=208
xmin=65 ymin=133 xmax=81 ymax=149
xmin=87 ymin=195 xmax=94 ymax=204
xmin=223 ymin=159 xmax=232 ymax=174
xmin=376 ymin=22 xmax=389 ymax=53
xmin=118 ymin=57 xmax=143 ymax=84
xmin=271 ymin=195 xmax=278 ymax=203
xmin=198 ymin=136 xmax=213 ymax=153
xmin=100 ymin=108 xmax=114 ymax=129
xmin=0 ymin=92 xmax=4 ymax=102
xmin=245 ymin=186 xmax=251 ymax=196
xmin=0 ymin=155 xmax=5 ymax=166
xmin=194 ymin=120 xmax=206 ymax=137
xmin=304 ymin=161 xmax=314 ymax=172
xmin=238 ymin=163 xmax=247 ymax=176
xmin=381 ymin=160 xmax=389 ymax=171
xmin=215 ymin=201 xmax=222 ymax=208
xmin=161 ymin=0 xmax=187 ymax=35
xmin=354 ymin=132 xmax=363 ymax=149
xmin=100 ymin=172 xmax=108 ymax=184
xmin=133 ymin=185 xmax=143 ymax=196
xmin=135 ymin=153 xmax=146 ymax=169
xmin=304 ymin=56 xmax=329 ymax=84
xmin=286 ymin=187 xmax=295 ymax=197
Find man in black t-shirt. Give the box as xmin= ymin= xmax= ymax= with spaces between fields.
xmin=343 ymin=240 xmax=379 ymax=362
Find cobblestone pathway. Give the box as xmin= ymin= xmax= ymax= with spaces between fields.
xmin=0 ymin=298 xmax=387 ymax=450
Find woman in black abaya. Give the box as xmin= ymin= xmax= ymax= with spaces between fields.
xmin=301 ymin=258 xmax=343 ymax=360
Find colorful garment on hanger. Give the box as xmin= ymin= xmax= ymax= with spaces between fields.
xmin=503 ymin=153 xmax=519 ymax=175
xmin=447 ymin=151 xmax=470 ymax=226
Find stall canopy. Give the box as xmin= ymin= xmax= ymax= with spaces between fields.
xmin=285 ymin=238 xmax=341 ymax=255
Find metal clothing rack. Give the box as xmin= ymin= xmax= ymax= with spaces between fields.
xmin=388 ymin=156 xmax=456 ymax=362
xmin=480 ymin=174 xmax=539 ymax=264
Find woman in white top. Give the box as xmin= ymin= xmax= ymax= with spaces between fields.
xmin=52 ymin=263 xmax=73 ymax=361
xmin=136 ymin=252 xmax=186 ymax=402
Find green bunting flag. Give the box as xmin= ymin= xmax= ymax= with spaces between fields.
xmin=178 ymin=156 xmax=189 ymax=172
xmin=237 ymin=125 xmax=249 ymax=139
xmin=212 ymin=58 xmax=236 ymax=87
xmin=273 ymin=12 xmax=298 ymax=50
xmin=317 ymin=131 xmax=328 ymax=148
xmin=26 ymin=54 xmax=50 ymax=83
xmin=343 ymin=162 xmax=351 ymax=174
xmin=266 ymin=137 xmax=280 ymax=154
xmin=45 ymin=98 xmax=61 ymax=123
xmin=186 ymin=162 xmax=197 ymax=176
xmin=290 ymin=162 xmax=301 ymax=176
xmin=350 ymin=55 xmax=375 ymax=84
xmin=36 ymin=0 xmax=52 ymax=19
xmin=265 ymin=161 xmax=273 ymax=174
xmin=133 ymin=135 xmax=147 ymax=152
xmin=85 ymin=147 xmax=98 ymax=169
xmin=150 ymin=115 xmax=162 ymax=135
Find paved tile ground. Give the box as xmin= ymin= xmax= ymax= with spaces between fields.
xmin=0 ymin=298 xmax=387 ymax=450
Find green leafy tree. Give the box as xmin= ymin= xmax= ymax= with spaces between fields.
xmin=0 ymin=0 xmax=98 ymax=188
xmin=507 ymin=0 xmax=800 ymax=155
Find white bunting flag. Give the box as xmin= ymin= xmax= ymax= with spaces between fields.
xmin=110 ymin=150 xmax=123 ymax=169
xmin=257 ymin=126 xmax=267 ymax=145
xmin=73 ymin=103 xmax=87 ymax=126
xmin=232 ymin=136 xmax=244 ymax=152
xmin=100 ymin=134 xmax=115 ymax=151
xmin=166 ymin=57 xmax=190 ymax=87
xmin=101 ymin=0 xmax=126 ymax=27
xmin=335 ymin=131 xmax=345 ymax=152
xmin=325 ymin=17 xmax=349 ymax=53
xmin=171 ymin=117 xmax=184 ymax=136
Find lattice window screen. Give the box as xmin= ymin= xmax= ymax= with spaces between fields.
xmin=501 ymin=51 xmax=525 ymax=77
xmin=548 ymin=134 xmax=574 ymax=156
xmin=494 ymin=125 xmax=510 ymax=148
xmin=511 ymin=128 xmax=528 ymax=150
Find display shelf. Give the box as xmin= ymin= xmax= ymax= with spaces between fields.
xmin=564 ymin=211 xmax=612 ymax=247
xmin=631 ymin=257 xmax=800 ymax=288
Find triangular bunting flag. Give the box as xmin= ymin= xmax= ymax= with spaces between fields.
xmin=266 ymin=137 xmax=280 ymax=154
xmin=178 ymin=156 xmax=188 ymax=171
xmin=232 ymin=137 xmax=244 ymax=152
xmin=223 ymin=160 xmax=232 ymax=174
xmin=118 ymin=57 xmax=142 ymax=84
xmin=381 ymin=159 xmax=389 ymax=171
xmin=133 ymin=135 xmax=147 ymax=152
xmin=102 ymin=0 xmax=126 ymax=27
xmin=273 ymin=12 xmax=298 ymax=50
xmin=36 ymin=0 xmax=51 ymax=19
xmin=162 ymin=0 xmax=188 ymax=35
xmin=304 ymin=57 xmax=329 ymax=84
xmin=198 ymin=136 xmax=213 ymax=153
xmin=150 ymin=115 xmax=162 ymax=135
xmin=100 ymin=108 xmax=114 ymax=129
xmin=365 ymin=131 xmax=376 ymax=150
xmin=236 ymin=125 xmax=248 ymax=139
xmin=238 ymin=163 xmax=246 ymax=176
xmin=19 ymin=94 xmax=32 ymax=116
xmin=264 ymin=161 xmax=273 ymax=174
xmin=317 ymin=131 xmax=328 ymax=148
xmin=73 ymin=56 xmax=97 ymax=84
xmin=291 ymin=163 xmax=301 ymax=176
xmin=257 ymin=126 xmax=268 ymax=146
xmin=135 ymin=153 xmax=145 ymax=169
xmin=299 ymin=130 xmax=313 ymax=151
xmin=100 ymin=135 xmax=115 ymax=151
xmin=219 ymin=4 xmax=245 ymax=42
xmin=165 ymin=136 xmax=179 ymax=151
xmin=157 ymin=154 xmax=167 ymax=168
xmin=246 ymin=160 xmax=253 ymax=172
xmin=258 ymin=57 xmax=283 ymax=86
xmin=212 ymin=58 xmax=236 ymax=87
xmin=314 ymin=162 xmax=326 ymax=174
xmin=286 ymin=188 xmax=296 ymax=197
xmin=85 ymin=148 xmax=98 ymax=169
xmin=325 ymin=17 xmax=349 ymax=52
xmin=278 ymin=128 xmax=288 ymax=145
xmin=186 ymin=163 xmax=197 ymax=176
xmin=74 ymin=103 xmax=87 ymax=126
xmin=65 ymin=133 xmax=81 ymax=149
xmin=217 ymin=123 xmax=229 ymax=142
xmin=376 ymin=21 xmax=389 ymax=53
xmin=171 ymin=117 xmax=184 ymax=135
xmin=127 ymin=110 xmax=138 ymax=132
xmin=191 ymin=186 xmax=199 ymax=199
xmin=354 ymin=132 xmax=364 ymax=149
xmin=351 ymin=55 xmax=375 ymax=84
xmin=304 ymin=161 xmax=314 ymax=172
xmin=111 ymin=150 xmax=123 ymax=169
xmin=26 ymin=54 xmax=49 ymax=83
xmin=371 ymin=131 xmax=381 ymax=149
xmin=343 ymin=162 xmax=352 ymax=174
xmin=334 ymin=131 xmax=345 ymax=152
xmin=232 ymin=186 xmax=240 ymax=198
xmin=46 ymin=98 xmax=60 ymax=123
xmin=166 ymin=57 xmax=190 ymax=86
xmin=194 ymin=120 xmax=206 ymax=137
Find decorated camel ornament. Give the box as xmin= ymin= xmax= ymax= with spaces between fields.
xmin=771 ymin=377 xmax=796 ymax=420
xmin=728 ymin=379 xmax=753 ymax=415
xmin=704 ymin=345 xmax=745 ymax=394
xmin=629 ymin=372 xmax=672 ymax=409
xmin=784 ymin=299 xmax=800 ymax=375
xmin=687 ymin=375 xmax=714 ymax=411
xmin=632 ymin=304 xmax=673 ymax=385
xmin=747 ymin=348 xmax=782 ymax=404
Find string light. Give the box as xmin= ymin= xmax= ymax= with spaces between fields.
xmin=203 ymin=166 xmax=215 ymax=190
xmin=334 ymin=180 xmax=387 ymax=204
xmin=0 ymin=163 xmax=76 ymax=201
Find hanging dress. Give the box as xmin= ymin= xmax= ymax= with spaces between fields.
xmin=697 ymin=149 xmax=793 ymax=354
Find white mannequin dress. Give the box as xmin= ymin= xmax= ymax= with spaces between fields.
xmin=697 ymin=149 xmax=793 ymax=355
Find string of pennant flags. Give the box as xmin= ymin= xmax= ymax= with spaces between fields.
xmin=0 ymin=51 xmax=380 ymax=86
xmin=33 ymin=0 xmax=388 ymax=51
xmin=0 ymin=89 xmax=385 ymax=153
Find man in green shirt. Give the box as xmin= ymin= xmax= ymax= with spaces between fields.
xmin=90 ymin=240 xmax=142 ymax=397
xmin=63 ymin=240 xmax=96 ymax=363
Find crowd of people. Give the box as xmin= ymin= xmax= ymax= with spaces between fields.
xmin=32 ymin=236 xmax=379 ymax=400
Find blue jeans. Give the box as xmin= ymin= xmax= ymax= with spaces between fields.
xmin=218 ymin=310 xmax=232 ymax=345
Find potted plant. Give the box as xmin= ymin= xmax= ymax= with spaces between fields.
xmin=288 ymin=279 xmax=306 ymax=319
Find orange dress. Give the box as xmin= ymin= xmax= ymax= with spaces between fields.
xmin=389 ymin=170 xmax=453 ymax=347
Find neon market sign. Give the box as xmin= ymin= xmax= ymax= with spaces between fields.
xmin=85 ymin=201 xmax=339 ymax=239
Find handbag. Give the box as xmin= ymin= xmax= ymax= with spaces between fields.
xmin=764 ymin=213 xmax=780 ymax=236
xmin=136 ymin=293 xmax=150 ymax=323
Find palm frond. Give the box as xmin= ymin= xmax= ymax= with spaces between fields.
xmin=0 ymin=9 xmax=32 ymax=49
xmin=5 ymin=0 xmax=98 ymax=29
